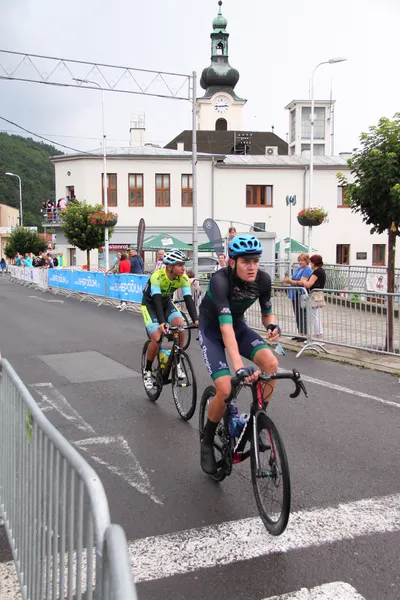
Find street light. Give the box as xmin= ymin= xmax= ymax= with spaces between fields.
xmin=308 ymin=57 xmax=347 ymax=253
xmin=5 ymin=172 xmax=23 ymax=226
xmin=73 ymin=77 xmax=109 ymax=270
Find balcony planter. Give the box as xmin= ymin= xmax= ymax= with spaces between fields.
xmin=297 ymin=207 xmax=328 ymax=227
xmin=297 ymin=215 xmax=322 ymax=227
xmin=90 ymin=210 xmax=118 ymax=228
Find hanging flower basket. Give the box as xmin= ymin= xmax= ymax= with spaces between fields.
xmin=297 ymin=207 xmax=328 ymax=227
xmin=90 ymin=210 xmax=118 ymax=227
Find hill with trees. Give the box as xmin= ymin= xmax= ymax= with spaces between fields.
xmin=0 ymin=132 xmax=63 ymax=228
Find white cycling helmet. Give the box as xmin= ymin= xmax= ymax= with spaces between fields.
xmin=163 ymin=249 xmax=188 ymax=265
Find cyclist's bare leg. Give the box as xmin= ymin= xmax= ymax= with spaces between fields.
xmin=253 ymin=348 xmax=279 ymax=402
xmin=147 ymin=331 xmax=162 ymax=362
xmin=170 ymin=316 xmax=185 ymax=348
xmin=207 ymin=375 xmax=232 ymax=422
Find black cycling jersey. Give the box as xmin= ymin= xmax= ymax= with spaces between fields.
xmin=199 ymin=266 xmax=272 ymax=326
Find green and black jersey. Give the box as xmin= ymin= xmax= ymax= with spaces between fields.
xmin=199 ymin=266 xmax=272 ymax=327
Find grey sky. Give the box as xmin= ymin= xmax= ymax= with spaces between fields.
xmin=0 ymin=0 xmax=399 ymax=154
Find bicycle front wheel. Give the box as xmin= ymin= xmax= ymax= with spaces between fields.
xmin=171 ymin=351 xmax=197 ymax=421
xmin=251 ymin=411 xmax=291 ymax=535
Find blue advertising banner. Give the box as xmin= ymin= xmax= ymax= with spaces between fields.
xmin=72 ymin=271 xmax=105 ymax=296
xmin=48 ymin=269 xmax=73 ymax=290
xmin=105 ymin=274 xmax=149 ymax=303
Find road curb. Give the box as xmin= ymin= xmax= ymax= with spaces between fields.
xmin=281 ymin=339 xmax=400 ymax=376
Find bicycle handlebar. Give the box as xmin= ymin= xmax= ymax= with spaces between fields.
xmin=228 ymin=369 xmax=308 ymax=402
xmin=166 ymin=324 xmax=198 ymax=332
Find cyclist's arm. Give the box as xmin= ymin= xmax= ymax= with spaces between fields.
xmin=180 ymin=275 xmax=198 ymax=323
xmin=210 ymin=271 xmax=245 ymax=371
xmin=148 ymin=272 xmax=167 ymax=324
xmin=259 ymin=271 xmax=280 ymax=337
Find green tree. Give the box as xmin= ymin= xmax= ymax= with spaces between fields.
xmin=4 ymin=227 xmax=48 ymax=258
xmin=61 ymin=201 xmax=115 ymax=270
xmin=338 ymin=113 xmax=400 ymax=352
xmin=0 ymin=132 xmax=63 ymax=228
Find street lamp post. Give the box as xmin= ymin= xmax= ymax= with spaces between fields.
xmin=73 ymin=78 xmax=109 ymax=270
xmin=308 ymin=57 xmax=347 ymax=254
xmin=5 ymin=172 xmax=23 ymax=226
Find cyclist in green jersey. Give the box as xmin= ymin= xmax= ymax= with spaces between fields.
xmin=141 ymin=249 xmax=198 ymax=390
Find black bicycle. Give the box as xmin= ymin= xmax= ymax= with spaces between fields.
xmin=141 ymin=325 xmax=198 ymax=421
xmin=199 ymin=370 xmax=308 ymax=535
xmin=145 ymin=304 xmax=193 ymax=351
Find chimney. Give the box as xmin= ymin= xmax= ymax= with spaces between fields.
xmin=130 ymin=114 xmax=146 ymax=147
xmin=177 ymin=142 xmax=185 ymax=152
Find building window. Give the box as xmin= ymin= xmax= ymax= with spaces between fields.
xmin=216 ymin=118 xmax=227 ymax=131
xmin=301 ymin=106 xmax=325 ymax=139
xmin=102 ymin=173 xmax=117 ymax=207
xmin=181 ymin=175 xmax=193 ymax=207
xmin=253 ymin=222 xmax=266 ymax=232
xmin=246 ymin=185 xmax=273 ymax=207
xmin=128 ymin=174 xmax=143 ymax=206
xmin=336 ymin=244 xmax=350 ymax=265
xmin=372 ymin=244 xmax=386 ymax=266
xmin=337 ymin=186 xmax=350 ymax=208
xmin=290 ymin=110 xmax=296 ymax=143
xmin=155 ymin=174 xmax=170 ymax=207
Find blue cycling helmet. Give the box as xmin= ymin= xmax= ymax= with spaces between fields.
xmin=163 ymin=249 xmax=188 ymax=265
xmin=228 ymin=235 xmax=262 ymax=259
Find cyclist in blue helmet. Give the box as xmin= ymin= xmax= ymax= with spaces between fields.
xmin=198 ymin=233 xmax=281 ymax=474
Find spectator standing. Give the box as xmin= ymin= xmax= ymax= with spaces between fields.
xmin=300 ymin=254 xmax=326 ymax=344
xmin=214 ymin=254 xmax=227 ymax=272
xmin=282 ymin=252 xmax=313 ymax=340
xmin=225 ymin=226 xmax=237 ymax=255
xmin=15 ymin=253 xmax=22 ymax=266
xmin=129 ymin=248 xmax=144 ymax=274
xmin=23 ymin=253 xmax=33 ymax=267
xmin=119 ymin=253 xmax=131 ymax=273
xmin=0 ymin=257 xmax=6 ymax=274
xmin=108 ymin=252 xmax=122 ymax=274
xmin=153 ymin=249 xmax=165 ymax=272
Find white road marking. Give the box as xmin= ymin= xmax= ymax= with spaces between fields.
xmin=75 ymin=435 xmax=163 ymax=505
xmin=262 ymin=581 xmax=365 ymax=599
xmin=128 ymin=492 xmax=400 ymax=583
xmin=28 ymin=295 xmax=64 ymax=303
xmin=279 ymin=368 xmax=400 ymax=409
xmin=31 ymin=382 xmax=95 ymax=433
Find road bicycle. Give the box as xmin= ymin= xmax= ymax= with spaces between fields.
xmin=199 ymin=369 xmax=308 ymax=535
xmin=141 ymin=324 xmax=198 ymax=421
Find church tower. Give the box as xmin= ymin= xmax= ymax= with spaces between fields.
xmin=197 ymin=1 xmax=247 ymax=131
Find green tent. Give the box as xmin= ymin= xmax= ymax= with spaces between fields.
xmin=275 ymin=238 xmax=314 ymax=253
xmin=142 ymin=233 xmax=192 ymax=251
xmin=197 ymin=241 xmax=215 ymax=252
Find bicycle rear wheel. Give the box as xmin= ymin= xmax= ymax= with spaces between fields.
xmin=171 ymin=351 xmax=197 ymax=421
xmin=141 ymin=340 xmax=163 ymax=402
xmin=198 ymin=386 xmax=227 ymax=482
xmin=250 ymin=411 xmax=291 ymax=535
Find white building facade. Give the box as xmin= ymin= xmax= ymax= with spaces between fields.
xmin=50 ymin=149 xmax=393 ymax=269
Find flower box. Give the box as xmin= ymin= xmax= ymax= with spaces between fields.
xmin=297 ymin=215 xmax=323 ymax=227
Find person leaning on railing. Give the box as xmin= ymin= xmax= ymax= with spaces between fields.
xmin=282 ymin=252 xmax=312 ymax=341
xmin=300 ymin=254 xmax=326 ymax=344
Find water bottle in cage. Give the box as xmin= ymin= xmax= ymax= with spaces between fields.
xmin=235 ymin=413 xmax=250 ymax=438
xmin=227 ymin=403 xmax=239 ymax=438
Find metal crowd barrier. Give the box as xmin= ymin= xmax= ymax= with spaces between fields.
xmin=246 ymin=286 xmax=400 ymax=357
xmin=0 ymin=358 xmax=137 ymax=600
xmin=8 ymin=267 xmax=400 ymax=357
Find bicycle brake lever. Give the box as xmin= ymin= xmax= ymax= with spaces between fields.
xmin=289 ymin=383 xmax=301 ymax=398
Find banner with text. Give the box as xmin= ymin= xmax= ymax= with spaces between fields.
xmin=105 ymin=274 xmax=149 ymax=303
xmin=72 ymin=271 xmax=105 ymax=296
xmin=48 ymin=269 xmax=73 ymax=290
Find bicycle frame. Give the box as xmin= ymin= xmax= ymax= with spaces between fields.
xmin=156 ymin=325 xmax=197 ymax=385
xmin=223 ymin=370 xmax=308 ymax=466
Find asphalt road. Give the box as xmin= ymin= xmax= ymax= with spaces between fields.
xmin=1 ymin=274 xmax=400 ymax=600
